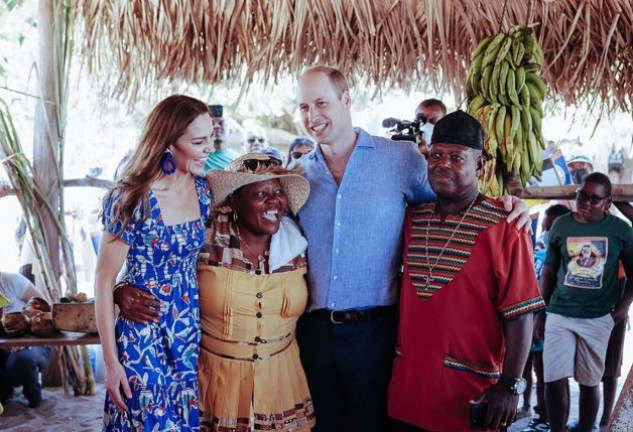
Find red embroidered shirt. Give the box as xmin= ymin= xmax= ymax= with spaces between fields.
xmin=388 ymin=199 xmax=545 ymax=432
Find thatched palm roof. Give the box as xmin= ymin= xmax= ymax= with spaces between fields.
xmin=79 ymin=0 xmax=633 ymax=112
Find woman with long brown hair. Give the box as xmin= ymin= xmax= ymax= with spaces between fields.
xmin=95 ymin=95 xmax=213 ymax=431
xmin=113 ymin=153 xmax=316 ymax=431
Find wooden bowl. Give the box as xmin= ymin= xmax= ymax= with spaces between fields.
xmin=30 ymin=311 xmax=57 ymax=337
xmin=1 ymin=312 xmax=30 ymax=337
xmin=52 ymin=302 xmax=98 ymax=333
xmin=23 ymin=297 xmax=52 ymax=318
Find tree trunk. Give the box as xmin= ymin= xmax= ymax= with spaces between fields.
xmin=34 ymin=0 xmax=62 ymax=387
xmin=33 ymin=0 xmax=61 ymax=291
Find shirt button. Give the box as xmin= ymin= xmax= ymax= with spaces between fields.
xmin=252 ymin=353 xmax=259 ymax=360
xmin=256 ymin=292 xmax=263 ymax=298
xmin=337 ymin=222 xmax=341 ymax=226
xmin=333 ymin=275 xmax=338 ymax=280
xmin=256 ymin=312 xmax=263 ymax=318
xmin=335 ymin=248 xmax=339 ymax=254
xmin=337 ymin=194 xmax=342 ymax=199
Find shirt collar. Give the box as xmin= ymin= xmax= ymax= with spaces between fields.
xmin=309 ymin=127 xmax=374 ymax=163
xmin=354 ymin=128 xmax=375 ymax=148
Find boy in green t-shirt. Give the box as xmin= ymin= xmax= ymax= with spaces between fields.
xmin=539 ymin=172 xmax=633 ymax=432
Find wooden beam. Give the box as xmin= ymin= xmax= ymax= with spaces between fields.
xmin=523 ymin=185 xmax=633 ymax=201
xmin=63 ymin=177 xmax=115 ymax=189
xmin=0 ymin=177 xmax=115 ymax=199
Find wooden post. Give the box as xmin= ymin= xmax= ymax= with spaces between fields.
xmin=34 ymin=0 xmax=62 ymax=387
xmin=33 ymin=0 xmax=61 ymax=286
xmin=607 ymin=363 xmax=633 ymax=431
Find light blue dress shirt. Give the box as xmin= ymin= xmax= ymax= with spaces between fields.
xmin=297 ymin=128 xmax=435 ymax=312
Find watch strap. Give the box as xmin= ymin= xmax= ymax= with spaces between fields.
xmin=498 ymin=374 xmax=521 ymax=394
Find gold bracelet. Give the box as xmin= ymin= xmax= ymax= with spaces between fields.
xmin=112 ymin=281 xmax=128 ymax=293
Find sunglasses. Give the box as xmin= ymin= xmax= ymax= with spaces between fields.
xmin=290 ymin=151 xmax=310 ymax=160
xmin=575 ymin=189 xmax=609 ymax=204
xmin=247 ymin=136 xmax=266 ymax=144
xmin=235 ymin=156 xmax=282 ymax=173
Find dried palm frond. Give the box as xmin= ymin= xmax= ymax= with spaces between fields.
xmin=77 ymin=0 xmax=633 ymax=112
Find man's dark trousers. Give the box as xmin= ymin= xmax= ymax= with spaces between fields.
xmin=297 ymin=310 xmax=398 ymax=432
xmin=0 ymin=346 xmax=51 ymax=406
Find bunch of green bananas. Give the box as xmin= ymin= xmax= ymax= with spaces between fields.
xmin=467 ymin=25 xmax=547 ymax=197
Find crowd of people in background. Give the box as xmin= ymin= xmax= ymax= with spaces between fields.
xmin=1 ymin=64 xmax=632 ymax=432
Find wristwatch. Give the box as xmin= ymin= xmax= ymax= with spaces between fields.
xmin=498 ymin=374 xmax=527 ymax=395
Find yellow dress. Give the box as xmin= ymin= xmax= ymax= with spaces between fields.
xmin=197 ymin=264 xmax=315 ymax=432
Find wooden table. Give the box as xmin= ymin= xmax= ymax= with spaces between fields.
xmin=0 ymin=331 xmax=100 ymax=349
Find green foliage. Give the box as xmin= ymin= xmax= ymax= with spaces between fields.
xmin=0 ymin=0 xmax=19 ymax=13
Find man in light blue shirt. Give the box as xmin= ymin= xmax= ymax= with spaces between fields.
xmin=294 ymin=66 xmax=528 ymax=432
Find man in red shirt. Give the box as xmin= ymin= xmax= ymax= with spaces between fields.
xmin=388 ymin=111 xmax=545 ymax=432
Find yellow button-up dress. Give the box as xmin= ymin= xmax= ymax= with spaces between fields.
xmin=197 ymin=216 xmax=315 ymax=432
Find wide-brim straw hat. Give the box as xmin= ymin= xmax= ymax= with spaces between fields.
xmin=207 ymin=153 xmax=310 ymax=215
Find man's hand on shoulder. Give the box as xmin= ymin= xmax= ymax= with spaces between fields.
xmin=113 ymin=285 xmax=161 ymax=324
xmin=501 ymin=195 xmax=531 ymax=232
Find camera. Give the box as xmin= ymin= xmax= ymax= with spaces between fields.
xmin=382 ymin=113 xmax=427 ymax=142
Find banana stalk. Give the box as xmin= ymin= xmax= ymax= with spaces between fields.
xmin=467 ymin=25 xmax=547 ymax=196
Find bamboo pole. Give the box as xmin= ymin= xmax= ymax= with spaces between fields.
xmin=522 ymin=184 xmax=633 ymax=201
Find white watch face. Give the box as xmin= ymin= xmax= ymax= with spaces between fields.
xmin=516 ymin=378 xmax=527 ymax=394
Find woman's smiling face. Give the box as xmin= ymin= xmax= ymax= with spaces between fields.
xmin=170 ymin=113 xmax=214 ymax=176
xmin=232 ymin=179 xmax=288 ymax=237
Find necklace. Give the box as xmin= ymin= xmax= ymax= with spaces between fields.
xmin=423 ymin=196 xmax=479 ymax=289
xmin=234 ymin=224 xmax=269 ymax=270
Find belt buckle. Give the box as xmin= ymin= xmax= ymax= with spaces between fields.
xmin=330 ymin=309 xmax=345 ymax=324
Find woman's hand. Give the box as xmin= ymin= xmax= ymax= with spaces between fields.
xmin=105 ymin=360 xmax=132 ymax=412
xmin=114 ymin=285 xmax=161 ymax=324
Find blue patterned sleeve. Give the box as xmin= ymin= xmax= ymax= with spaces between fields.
xmin=101 ymin=189 xmax=137 ymax=246
xmin=195 ymin=176 xmax=212 ymax=224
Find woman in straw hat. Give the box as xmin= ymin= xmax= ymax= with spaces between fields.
xmin=96 ymin=95 xmax=213 ymax=431
xmin=197 ymin=152 xmax=314 ymax=431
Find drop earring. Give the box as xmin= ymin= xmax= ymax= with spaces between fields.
xmin=161 ymin=150 xmax=176 ymax=175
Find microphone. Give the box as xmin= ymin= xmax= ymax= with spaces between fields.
xmin=382 ymin=117 xmax=399 ymax=128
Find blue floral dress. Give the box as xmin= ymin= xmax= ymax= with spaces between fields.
xmin=101 ymin=177 xmax=211 ymax=431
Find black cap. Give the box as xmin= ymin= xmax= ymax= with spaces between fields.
xmin=431 ymin=110 xmax=483 ymax=150
xmin=208 ymin=104 xmax=223 ymax=117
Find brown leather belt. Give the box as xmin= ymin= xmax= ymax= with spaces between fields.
xmin=307 ymin=306 xmax=396 ymax=324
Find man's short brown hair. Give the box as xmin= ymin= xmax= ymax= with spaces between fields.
xmin=303 ymin=66 xmax=349 ymax=99
xmin=418 ymin=98 xmax=447 ymax=115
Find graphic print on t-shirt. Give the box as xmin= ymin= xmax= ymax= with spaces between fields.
xmin=564 ymin=237 xmax=608 ymax=289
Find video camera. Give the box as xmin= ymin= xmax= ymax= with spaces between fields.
xmin=382 ymin=112 xmax=428 ymax=142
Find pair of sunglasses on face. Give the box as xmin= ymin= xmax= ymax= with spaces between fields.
xmin=235 ymin=156 xmax=282 ymax=173
xmin=575 ymin=189 xmax=610 ymax=204
xmin=290 ymin=151 xmax=310 ymax=160
xmin=247 ymin=136 xmax=266 ymax=144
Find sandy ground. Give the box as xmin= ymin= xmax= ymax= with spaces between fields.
xmin=0 ymin=385 xmax=104 ymax=431
xmin=0 ymin=335 xmax=631 ymax=432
